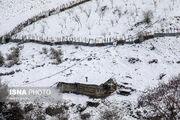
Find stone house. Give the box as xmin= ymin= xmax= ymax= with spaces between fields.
xmin=57 ymin=79 xmax=116 ymax=98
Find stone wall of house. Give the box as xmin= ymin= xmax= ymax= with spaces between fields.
xmin=57 ymin=81 xmax=116 ymax=98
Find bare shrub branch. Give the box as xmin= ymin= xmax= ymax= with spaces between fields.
xmin=5 ymin=47 xmax=20 ymax=67
xmin=143 ymin=10 xmax=153 ymax=24
xmin=138 ymin=75 xmax=180 ymax=120
xmin=50 ymin=48 xmax=63 ymax=64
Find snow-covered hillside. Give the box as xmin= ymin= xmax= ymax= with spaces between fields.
xmin=0 ymin=0 xmax=180 ymax=119
xmin=0 ymin=0 xmax=74 ymax=37
xmin=1 ymin=37 xmax=180 ymax=88
xmin=1 ymin=37 xmax=180 ymax=119
xmin=13 ymin=0 xmax=180 ymax=39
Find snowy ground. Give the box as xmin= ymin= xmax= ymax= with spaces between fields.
xmin=0 ymin=0 xmax=74 ymax=37
xmin=1 ymin=0 xmax=180 ymax=119
xmin=1 ymin=37 xmax=180 ymax=88
xmin=1 ymin=0 xmax=180 ymax=40
xmin=0 ymin=37 xmax=180 ymax=119
xmin=12 ymin=0 xmax=180 ymax=40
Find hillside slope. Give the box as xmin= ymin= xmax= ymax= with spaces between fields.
xmin=0 ymin=0 xmax=75 ymax=37
xmin=14 ymin=0 xmax=180 ymax=40
xmin=1 ymin=37 xmax=180 ymax=119
xmin=0 ymin=0 xmax=180 ymax=119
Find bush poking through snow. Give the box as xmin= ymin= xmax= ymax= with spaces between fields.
xmin=0 ymin=52 xmax=4 ymax=67
xmin=50 ymin=48 xmax=63 ymax=64
xmin=138 ymin=75 xmax=180 ymax=120
xmin=0 ymin=102 xmax=24 ymax=120
xmin=5 ymin=47 xmax=20 ymax=67
xmin=143 ymin=10 xmax=153 ymax=24
xmin=24 ymin=104 xmax=34 ymax=113
xmin=45 ymin=105 xmax=65 ymax=116
xmin=80 ymin=113 xmax=91 ymax=120
xmin=40 ymin=47 xmax=63 ymax=65
xmin=45 ymin=104 xmax=69 ymax=120
xmin=56 ymin=113 xmax=69 ymax=120
xmin=40 ymin=47 xmax=48 ymax=54
xmin=100 ymin=108 xmax=120 ymax=120
xmin=148 ymin=59 xmax=158 ymax=64
xmin=6 ymin=47 xmax=20 ymax=60
xmin=128 ymin=57 xmax=142 ymax=64
xmin=26 ymin=106 xmax=46 ymax=120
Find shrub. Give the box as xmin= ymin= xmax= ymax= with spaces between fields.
xmin=6 ymin=47 xmax=20 ymax=60
xmin=5 ymin=47 xmax=20 ymax=67
xmin=76 ymin=104 xmax=86 ymax=113
xmin=45 ymin=105 xmax=64 ymax=116
xmin=0 ymin=52 xmax=4 ymax=67
xmin=40 ymin=47 xmax=48 ymax=54
xmin=138 ymin=75 xmax=180 ymax=120
xmin=100 ymin=109 xmax=119 ymax=120
xmin=0 ymin=80 xmax=24 ymax=120
xmin=80 ymin=113 xmax=91 ymax=120
xmin=56 ymin=113 xmax=69 ymax=120
xmin=128 ymin=57 xmax=141 ymax=64
xmin=143 ymin=10 xmax=153 ymax=24
xmin=148 ymin=59 xmax=158 ymax=64
xmin=25 ymin=106 xmax=45 ymax=120
xmin=50 ymin=48 xmax=63 ymax=64
xmin=45 ymin=104 xmax=69 ymax=120
xmin=24 ymin=104 xmax=34 ymax=113
xmin=0 ymin=102 xmax=24 ymax=120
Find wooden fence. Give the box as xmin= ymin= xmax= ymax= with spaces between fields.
xmin=1 ymin=32 xmax=151 ymax=46
xmin=2 ymin=28 xmax=179 ymax=46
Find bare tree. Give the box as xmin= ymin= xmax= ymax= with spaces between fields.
xmin=143 ymin=10 xmax=153 ymax=24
